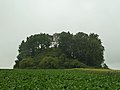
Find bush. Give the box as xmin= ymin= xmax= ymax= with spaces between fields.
xmin=39 ymin=56 xmax=59 ymax=69
xmin=63 ymin=59 xmax=88 ymax=68
xmin=19 ymin=57 xmax=34 ymax=68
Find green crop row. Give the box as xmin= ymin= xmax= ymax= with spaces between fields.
xmin=0 ymin=69 xmax=120 ymax=90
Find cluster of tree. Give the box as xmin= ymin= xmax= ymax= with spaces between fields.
xmin=14 ymin=31 xmax=108 ymax=69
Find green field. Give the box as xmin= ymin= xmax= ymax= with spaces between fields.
xmin=0 ymin=69 xmax=120 ymax=90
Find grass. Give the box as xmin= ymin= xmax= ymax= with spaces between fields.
xmin=0 ymin=68 xmax=120 ymax=90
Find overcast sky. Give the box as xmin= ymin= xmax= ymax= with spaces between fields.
xmin=0 ymin=0 xmax=120 ymax=69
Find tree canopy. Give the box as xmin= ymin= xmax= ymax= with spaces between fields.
xmin=14 ymin=31 xmax=108 ymax=69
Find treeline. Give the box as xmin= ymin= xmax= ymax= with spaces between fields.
xmin=14 ymin=31 xmax=108 ymax=69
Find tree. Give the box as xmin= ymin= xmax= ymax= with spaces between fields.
xmin=72 ymin=32 xmax=89 ymax=62
xmin=17 ymin=33 xmax=52 ymax=60
xmin=86 ymin=33 xmax=104 ymax=67
xmin=14 ymin=31 xmax=107 ymax=69
xmin=58 ymin=32 xmax=73 ymax=58
xmin=72 ymin=32 xmax=105 ymax=67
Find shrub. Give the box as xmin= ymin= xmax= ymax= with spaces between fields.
xmin=39 ymin=56 xmax=59 ymax=69
xmin=19 ymin=57 xmax=34 ymax=68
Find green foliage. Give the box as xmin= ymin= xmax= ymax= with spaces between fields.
xmin=17 ymin=33 xmax=52 ymax=60
xmin=14 ymin=31 xmax=107 ymax=69
xmin=58 ymin=32 xmax=73 ymax=58
xmin=39 ymin=56 xmax=59 ymax=69
xmin=0 ymin=69 xmax=120 ymax=89
xmin=63 ymin=59 xmax=88 ymax=68
xmin=19 ymin=57 xmax=35 ymax=68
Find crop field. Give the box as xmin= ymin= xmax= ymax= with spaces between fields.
xmin=0 ymin=69 xmax=120 ymax=90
